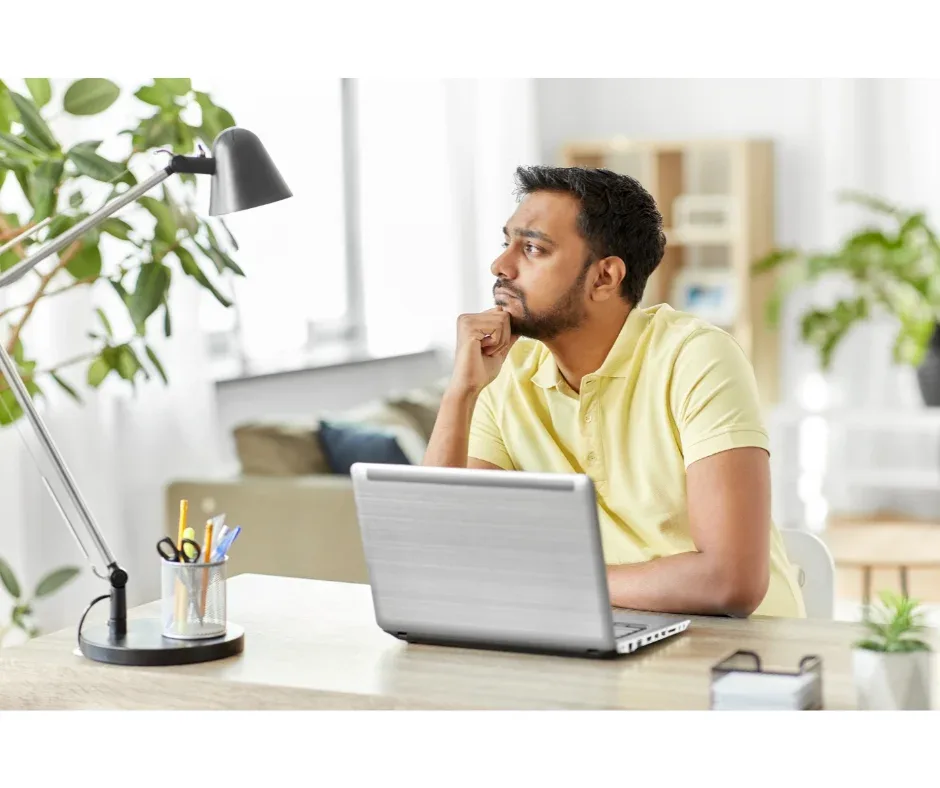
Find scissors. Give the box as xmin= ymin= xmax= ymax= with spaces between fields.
xmin=157 ymin=536 xmax=202 ymax=563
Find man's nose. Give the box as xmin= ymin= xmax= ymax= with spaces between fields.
xmin=490 ymin=247 xmax=517 ymax=280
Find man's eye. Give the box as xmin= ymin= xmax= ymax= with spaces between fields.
xmin=525 ymin=243 xmax=541 ymax=254
xmin=501 ymin=241 xmax=510 ymax=249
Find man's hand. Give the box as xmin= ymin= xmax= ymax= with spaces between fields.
xmin=451 ymin=307 xmax=517 ymax=396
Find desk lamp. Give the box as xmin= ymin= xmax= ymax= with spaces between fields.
xmin=0 ymin=128 xmax=292 ymax=666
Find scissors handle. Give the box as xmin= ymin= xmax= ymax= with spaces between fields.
xmin=156 ymin=537 xmax=180 ymax=562
xmin=156 ymin=537 xmax=201 ymax=563
xmin=179 ymin=538 xmax=201 ymax=563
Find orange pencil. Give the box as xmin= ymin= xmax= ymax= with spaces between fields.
xmin=200 ymin=519 xmax=214 ymax=619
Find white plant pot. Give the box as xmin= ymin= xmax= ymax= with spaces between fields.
xmin=852 ymin=648 xmax=933 ymax=710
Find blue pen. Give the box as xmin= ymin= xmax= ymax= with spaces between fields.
xmin=212 ymin=526 xmax=241 ymax=561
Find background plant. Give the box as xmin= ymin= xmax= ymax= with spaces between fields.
xmin=0 ymin=77 xmax=243 ymax=425
xmin=853 ymin=589 xmax=932 ymax=653
xmin=0 ymin=555 xmax=79 ymax=647
xmin=753 ymin=192 xmax=940 ymax=370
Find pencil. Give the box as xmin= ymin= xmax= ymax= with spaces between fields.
xmin=175 ymin=500 xmax=189 ymax=626
xmin=200 ymin=519 xmax=214 ymax=619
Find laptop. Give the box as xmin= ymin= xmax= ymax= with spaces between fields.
xmin=350 ymin=463 xmax=690 ymax=658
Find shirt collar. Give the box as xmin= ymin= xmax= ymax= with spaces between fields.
xmin=530 ymin=306 xmax=655 ymax=390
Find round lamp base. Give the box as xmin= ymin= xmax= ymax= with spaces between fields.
xmin=79 ymin=617 xmax=244 ymax=666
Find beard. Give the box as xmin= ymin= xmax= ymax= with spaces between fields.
xmin=493 ymin=264 xmax=590 ymax=341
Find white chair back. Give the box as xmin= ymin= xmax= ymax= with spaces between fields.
xmin=780 ymin=529 xmax=835 ymax=619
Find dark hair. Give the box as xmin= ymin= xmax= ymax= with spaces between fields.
xmin=513 ymin=165 xmax=666 ymax=306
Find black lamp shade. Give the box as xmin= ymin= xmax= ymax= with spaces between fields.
xmin=208 ymin=127 xmax=292 ymax=216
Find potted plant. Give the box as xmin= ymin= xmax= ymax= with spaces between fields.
xmin=753 ymin=192 xmax=940 ymax=405
xmin=0 ymin=555 xmax=79 ymax=647
xmin=852 ymin=590 xmax=934 ymax=710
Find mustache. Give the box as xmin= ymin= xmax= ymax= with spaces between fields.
xmin=493 ymin=279 xmax=524 ymax=299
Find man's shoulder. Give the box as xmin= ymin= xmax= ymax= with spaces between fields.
xmin=644 ymin=304 xmax=741 ymax=358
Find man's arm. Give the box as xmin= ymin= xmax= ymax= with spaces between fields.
xmin=422 ymin=389 xmax=502 ymax=470
xmin=605 ymin=446 xmax=771 ymax=617
xmin=423 ymin=308 xmax=515 ymax=470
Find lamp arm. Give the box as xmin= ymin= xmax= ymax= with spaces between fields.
xmin=0 ymin=164 xmax=182 ymax=637
xmin=0 ymin=167 xmax=173 ymax=289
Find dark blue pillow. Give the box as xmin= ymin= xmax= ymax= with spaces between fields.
xmin=317 ymin=419 xmax=411 ymax=474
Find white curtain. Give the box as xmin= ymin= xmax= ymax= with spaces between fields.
xmin=0 ymin=80 xmax=223 ymax=641
xmin=356 ymin=79 xmax=540 ymax=358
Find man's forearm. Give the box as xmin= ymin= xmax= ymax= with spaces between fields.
xmin=606 ymin=551 xmax=767 ymax=618
xmin=422 ymin=388 xmax=478 ymax=468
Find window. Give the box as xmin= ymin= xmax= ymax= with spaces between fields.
xmin=195 ymin=78 xmax=349 ymax=368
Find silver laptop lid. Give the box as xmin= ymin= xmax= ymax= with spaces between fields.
xmin=350 ymin=463 xmax=615 ymax=653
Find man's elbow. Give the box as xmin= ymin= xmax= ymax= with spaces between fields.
xmin=714 ymin=567 xmax=769 ymax=618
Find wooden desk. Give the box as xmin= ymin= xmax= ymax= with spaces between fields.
xmin=0 ymin=573 xmax=930 ymax=710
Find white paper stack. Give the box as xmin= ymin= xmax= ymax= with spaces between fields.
xmin=711 ymin=670 xmax=819 ymax=710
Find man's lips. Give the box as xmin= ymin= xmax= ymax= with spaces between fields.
xmin=495 ymin=288 xmax=519 ymax=299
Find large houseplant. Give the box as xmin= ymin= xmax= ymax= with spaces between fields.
xmin=753 ymin=191 xmax=940 ymax=405
xmin=852 ymin=590 xmax=933 ymax=710
xmin=0 ymin=77 xmax=244 ymax=642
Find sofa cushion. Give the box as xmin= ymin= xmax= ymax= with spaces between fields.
xmin=317 ymin=419 xmax=412 ymax=474
xmin=232 ymin=421 xmax=330 ymax=476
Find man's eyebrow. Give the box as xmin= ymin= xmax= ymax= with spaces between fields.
xmin=502 ymin=226 xmax=556 ymax=246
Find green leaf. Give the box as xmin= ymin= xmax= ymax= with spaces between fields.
xmin=67 ymin=145 xmax=125 ymax=183
xmin=95 ymin=307 xmax=114 ymax=338
xmin=155 ymin=78 xmax=192 ymax=96
xmin=69 ymin=190 xmax=84 ymax=209
xmin=100 ymin=217 xmax=133 ymax=241
xmin=71 ymin=140 xmax=102 ymax=155
xmin=0 ymin=130 xmax=44 ymax=160
xmin=194 ymin=91 xmax=235 ymax=144
xmin=10 ymin=92 xmax=58 ymax=152
xmin=0 ymin=80 xmax=15 ymax=135
xmin=0 ymin=249 xmax=19 ymax=272
xmin=0 ymin=555 xmax=22 ymax=599
xmin=145 ymin=344 xmax=169 ymax=384
xmin=163 ymin=302 xmax=172 ymax=337
xmin=129 ymin=262 xmax=171 ymax=332
xmin=135 ymin=115 xmax=177 ymax=149
xmin=87 ymin=356 xmax=110 ymax=387
xmin=138 ymin=196 xmax=178 ymax=244
xmin=25 ymin=78 xmax=52 ymax=109
xmin=50 ymin=372 xmax=82 ymax=403
xmin=28 ymin=159 xmax=65 ymax=221
xmin=63 ymin=79 xmax=120 ymax=116
xmin=34 ymin=566 xmax=80 ymax=598
xmin=115 ymin=345 xmax=143 ymax=381
xmin=174 ymin=246 xmax=231 ymax=307
xmin=217 ymin=218 xmax=239 ymax=251
xmin=66 ymin=244 xmax=102 ymax=281
xmin=134 ymin=84 xmax=174 ymax=108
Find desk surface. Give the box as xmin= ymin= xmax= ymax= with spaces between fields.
xmin=0 ymin=574 xmax=930 ymax=710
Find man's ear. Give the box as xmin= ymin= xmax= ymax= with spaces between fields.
xmin=591 ymin=256 xmax=626 ymax=302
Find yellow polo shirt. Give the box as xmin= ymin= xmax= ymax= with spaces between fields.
xmin=468 ymin=304 xmax=805 ymax=618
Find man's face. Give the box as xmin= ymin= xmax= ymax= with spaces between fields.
xmin=491 ymin=191 xmax=592 ymax=341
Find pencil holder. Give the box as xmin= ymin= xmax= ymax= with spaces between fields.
xmin=161 ymin=557 xmax=228 ymax=640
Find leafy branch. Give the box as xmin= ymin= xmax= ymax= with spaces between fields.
xmin=0 ymin=77 xmax=244 ymax=426
xmin=752 ymin=191 xmax=940 ymax=370
xmin=854 ymin=590 xmax=933 ymax=654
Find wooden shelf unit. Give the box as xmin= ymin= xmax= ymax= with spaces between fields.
xmin=562 ymin=138 xmax=779 ymax=405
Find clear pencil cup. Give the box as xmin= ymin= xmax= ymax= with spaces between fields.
xmin=161 ymin=557 xmax=228 ymax=640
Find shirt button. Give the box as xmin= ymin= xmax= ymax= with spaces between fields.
xmin=584 ymin=414 xmax=592 ymax=423
xmin=587 ymin=452 xmax=596 ymax=463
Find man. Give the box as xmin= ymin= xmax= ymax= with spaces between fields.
xmin=423 ymin=165 xmax=805 ymax=618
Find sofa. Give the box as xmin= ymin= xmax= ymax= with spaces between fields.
xmin=164 ymin=377 xmax=450 ymax=584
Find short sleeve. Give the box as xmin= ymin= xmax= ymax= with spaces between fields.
xmin=669 ymin=329 xmax=770 ymax=468
xmin=468 ymin=383 xmax=515 ymax=470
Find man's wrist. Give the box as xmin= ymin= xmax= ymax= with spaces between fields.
xmin=443 ymin=382 xmax=483 ymax=405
